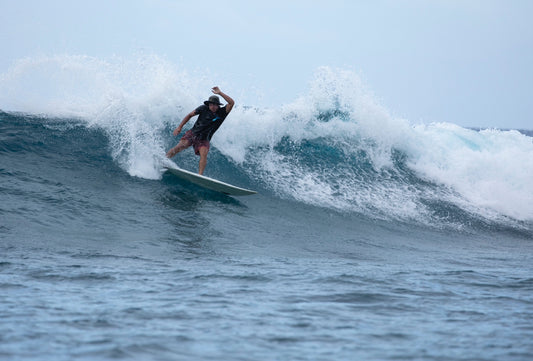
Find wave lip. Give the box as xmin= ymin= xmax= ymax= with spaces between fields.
xmin=407 ymin=123 xmax=533 ymax=223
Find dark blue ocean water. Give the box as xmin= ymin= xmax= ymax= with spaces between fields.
xmin=1 ymin=109 xmax=532 ymax=361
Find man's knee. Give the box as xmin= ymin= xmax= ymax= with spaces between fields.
xmin=179 ymin=139 xmax=192 ymax=149
xmin=166 ymin=140 xmax=191 ymax=158
xmin=198 ymin=146 xmax=209 ymax=157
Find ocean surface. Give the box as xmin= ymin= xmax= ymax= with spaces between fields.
xmin=1 ymin=56 xmax=533 ymax=360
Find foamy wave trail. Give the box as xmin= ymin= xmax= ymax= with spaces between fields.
xmin=1 ymin=55 xmax=532 ymax=230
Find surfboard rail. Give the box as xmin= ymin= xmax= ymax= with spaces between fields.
xmin=164 ymin=166 xmax=257 ymax=196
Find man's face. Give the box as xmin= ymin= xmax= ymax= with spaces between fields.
xmin=209 ymin=103 xmax=219 ymax=112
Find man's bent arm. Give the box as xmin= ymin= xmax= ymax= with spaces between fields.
xmin=212 ymin=87 xmax=235 ymax=114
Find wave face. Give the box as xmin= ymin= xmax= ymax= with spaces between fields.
xmin=1 ymin=55 xmax=532 ymax=231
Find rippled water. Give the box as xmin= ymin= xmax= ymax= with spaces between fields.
xmin=1 ymin=109 xmax=532 ymax=360
xmin=2 ymin=198 xmax=532 ymax=360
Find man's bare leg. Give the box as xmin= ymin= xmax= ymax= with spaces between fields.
xmin=166 ymin=139 xmax=191 ymax=158
xmin=198 ymin=147 xmax=209 ymax=175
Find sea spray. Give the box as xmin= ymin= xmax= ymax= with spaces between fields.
xmin=0 ymin=54 xmax=207 ymax=179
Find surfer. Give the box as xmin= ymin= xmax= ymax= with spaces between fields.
xmin=166 ymin=87 xmax=234 ymax=175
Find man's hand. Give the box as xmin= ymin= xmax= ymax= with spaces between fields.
xmin=212 ymin=86 xmax=221 ymax=94
xmin=173 ymin=125 xmax=183 ymax=136
xmin=173 ymin=110 xmax=196 ymax=136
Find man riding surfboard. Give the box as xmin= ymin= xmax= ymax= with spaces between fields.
xmin=166 ymin=87 xmax=234 ymax=175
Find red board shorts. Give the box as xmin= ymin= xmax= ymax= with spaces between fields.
xmin=181 ymin=130 xmax=210 ymax=156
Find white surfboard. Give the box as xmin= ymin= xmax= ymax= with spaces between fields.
xmin=164 ymin=166 xmax=257 ymax=196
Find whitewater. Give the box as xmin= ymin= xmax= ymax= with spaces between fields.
xmin=1 ymin=54 xmax=532 ymax=360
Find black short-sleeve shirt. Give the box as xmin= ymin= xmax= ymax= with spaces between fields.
xmin=190 ymin=105 xmax=228 ymax=141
